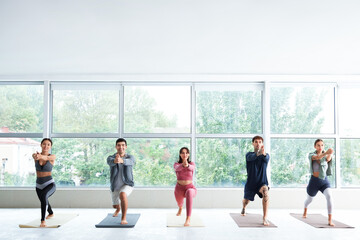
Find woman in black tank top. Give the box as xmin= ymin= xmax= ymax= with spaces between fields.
xmin=32 ymin=138 xmax=56 ymax=227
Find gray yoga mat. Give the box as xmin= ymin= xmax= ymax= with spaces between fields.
xmin=230 ymin=213 xmax=277 ymax=228
xmin=95 ymin=213 xmax=140 ymax=228
xmin=290 ymin=213 xmax=354 ymax=228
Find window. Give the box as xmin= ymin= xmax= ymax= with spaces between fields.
xmin=0 ymin=138 xmax=42 ymax=186
xmin=271 ymin=138 xmax=335 ymax=187
xmin=340 ymin=139 xmax=360 ymax=187
xmin=339 ymin=88 xmax=360 ymax=136
xmin=52 ymin=85 xmax=119 ymax=133
xmin=124 ymin=86 xmax=190 ymax=133
xmin=51 ymin=138 xmax=114 ymax=186
xmin=270 ymin=86 xmax=335 ymax=134
xmin=0 ymin=84 xmax=43 ymax=133
xmin=196 ymin=85 xmax=262 ymax=134
xmin=196 ymin=138 xmax=252 ymax=187
xmin=127 ymin=138 xmax=190 ymax=187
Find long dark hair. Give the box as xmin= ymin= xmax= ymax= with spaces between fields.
xmin=178 ymin=147 xmax=191 ymax=163
xmin=314 ymin=139 xmax=323 ymax=147
xmin=41 ymin=138 xmax=53 ymax=146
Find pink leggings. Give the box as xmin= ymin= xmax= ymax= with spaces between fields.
xmin=174 ymin=183 xmax=197 ymax=217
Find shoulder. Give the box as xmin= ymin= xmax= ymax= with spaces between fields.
xmin=125 ymin=154 xmax=134 ymax=159
xmin=308 ymin=151 xmax=316 ymax=156
xmin=189 ymin=161 xmax=195 ymax=166
xmin=246 ymin=152 xmax=254 ymax=157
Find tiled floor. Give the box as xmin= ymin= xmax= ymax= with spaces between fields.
xmin=0 ymin=208 xmax=358 ymax=240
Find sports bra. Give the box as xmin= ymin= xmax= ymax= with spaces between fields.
xmin=35 ymin=155 xmax=53 ymax=172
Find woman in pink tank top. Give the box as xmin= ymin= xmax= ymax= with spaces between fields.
xmin=173 ymin=147 xmax=197 ymax=226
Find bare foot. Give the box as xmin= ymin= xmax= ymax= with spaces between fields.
xmin=302 ymin=208 xmax=307 ymax=218
xmin=113 ymin=209 xmax=120 ymax=217
xmin=121 ymin=219 xmax=128 ymax=225
xmin=263 ymin=218 xmax=270 ymax=226
xmin=184 ymin=216 xmax=191 ymax=227
xmin=176 ymin=207 xmax=182 ymax=216
xmin=46 ymin=214 xmax=54 ymax=219
xmin=328 ymin=214 xmax=335 ymax=226
xmin=40 ymin=221 xmax=46 ymax=227
xmin=241 ymin=208 xmax=246 ymax=216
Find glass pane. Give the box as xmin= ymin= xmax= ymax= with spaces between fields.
xmin=196 ymin=91 xmax=262 ymax=134
xmin=124 ymin=86 xmax=190 ymax=133
xmin=340 ymin=139 xmax=360 ymax=187
xmin=0 ymin=85 xmax=43 ymax=133
xmin=52 ymin=89 xmax=119 ymax=133
xmin=196 ymin=138 xmax=252 ymax=187
xmin=128 ymin=138 xmax=190 ymax=187
xmin=270 ymin=86 xmax=334 ymax=134
xmin=52 ymin=138 xmax=114 ymax=186
xmin=339 ymin=89 xmax=360 ymax=136
xmin=271 ymin=138 xmax=335 ymax=187
xmin=0 ymin=138 xmax=42 ymax=186
xmin=51 ymin=138 xmax=189 ymax=187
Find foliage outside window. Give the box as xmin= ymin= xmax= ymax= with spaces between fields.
xmin=196 ymin=91 xmax=261 ymax=134
xmin=124 ymin=86 xmax=190 ymax=133
xmin=270 ymin=86 xmax=334 ymax=134
xmin=0 ymin=85 xmax=43 ymax=133
xmin=340 ymin=139 xmax=360 ymax=187
xmin=196 ymin=138 xmax=252 ymax=187
xmin=52 ymin=89 xmax=119 ymax=133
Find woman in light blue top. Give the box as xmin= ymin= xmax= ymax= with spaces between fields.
xmin=302 ymin=139 xmax=334 ymax=226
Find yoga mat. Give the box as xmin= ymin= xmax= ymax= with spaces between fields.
xmin=166 ymin=213 xmax=205 ymax=227
xmin=230 ymin=213 xmax=277 ymax=228
xmin=290 ymin=213 xmax=354 ymax=228
xmin=95 ymin=213 xmax=140 ymax=228
xmin=19 ymin=213 xmax=79 ymax=228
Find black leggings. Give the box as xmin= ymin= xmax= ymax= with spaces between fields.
xmin=36 ymin=183 xmax=56 ymax=221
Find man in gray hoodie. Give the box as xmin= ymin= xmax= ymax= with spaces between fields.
xmin=107 ymin=138 xmax=135 ymax=224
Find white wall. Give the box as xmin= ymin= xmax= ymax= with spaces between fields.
xmin=1 ymin=0 xmax=360 ymax=77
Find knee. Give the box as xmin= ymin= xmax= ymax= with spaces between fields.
xmin=261 ymin=187 xmax=269 ymax=199
xmin=120 ymin=192 xmax=127 ymax=201
xmin=186 ymin=189 xmax=196 ymax=198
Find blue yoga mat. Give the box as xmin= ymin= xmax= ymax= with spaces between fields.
xmin=95 ymin=213 xmax=140 ymax=228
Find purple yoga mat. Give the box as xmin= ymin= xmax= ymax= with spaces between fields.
xmin=290 ymin=213 xmax=354 ymax=228
xmin=230 ymin=213 xmax=277 ymax=228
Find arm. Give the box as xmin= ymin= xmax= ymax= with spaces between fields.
xmin=258 ymin=146 xmax=269 ymax=163
xmin=246 ymin=152 xmax=257 ymax=162
xmin=311 ymin=149 xmax=333 ymax=161
xmin=187 ymin=161 xmax=195 ymax=171
xmin=123 ymin=155 xmax=135 ymax=166
xmin=107 ymin=154 xmax=117 ymax=167
xmin=261 ymin=153 xmax=270 ymax=163
xmin=174 ymin=162 xmax=183 ymax=171
xmin=36 ymin=153 xmax=56 ymax=164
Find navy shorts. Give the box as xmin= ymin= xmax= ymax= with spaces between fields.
xmin=244 ymin=185 xmax=269 ymax=201
xmin=306 ymin=175 xmax=330 ymax=197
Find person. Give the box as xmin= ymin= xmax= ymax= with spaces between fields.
xmin=32 ymin=138 xmax=56 ymax=227
xmin=107 ymin=138 xmax=135 ymax=224
xmin=241 ymin=136 xmax=270 ymax=226
xmin=174 ymin=147 xmax=197 ymax=226
xmin=303 ymin=139 xmax=334 ymax=226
